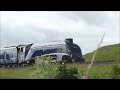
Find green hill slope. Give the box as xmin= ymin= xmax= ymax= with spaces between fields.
xmin=83 ymin=44 xmax=120 ymax=62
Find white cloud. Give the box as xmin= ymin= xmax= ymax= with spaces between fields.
xmin=0 ymin=11 xmax=119 ymax=54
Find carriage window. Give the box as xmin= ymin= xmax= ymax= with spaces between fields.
xmin=6 ymin=54 xmax=10 ymax=60
xmin=0 ymin=54 xmax=4 ymax=59
xmin=10 ymin=54 xmax=13 ymax=58
xmin=20 ymin=48 xmax=23 ymax=52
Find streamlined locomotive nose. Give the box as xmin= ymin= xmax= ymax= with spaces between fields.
xmin=65 ymin=38 xmax=85 ymax=63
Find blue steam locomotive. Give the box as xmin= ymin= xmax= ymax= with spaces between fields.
xmin=0 ymin=38 xmax=85 ymax=67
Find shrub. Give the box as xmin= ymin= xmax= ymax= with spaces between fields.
xmin=109 ymin=64 xmax=120 ymax=79
xmin=54 ymin=63 xmax=79 ymax=79
xmin=88 ymin=64 xmax=120 ymax=79
xmin=32 ymin=56 xmax=58 ymax=79
xmin=32 ymin=56 xmax=80 ymax=79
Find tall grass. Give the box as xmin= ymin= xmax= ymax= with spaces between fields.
xmin=32 ymin=57 xmax=58 ymax=79
xmin=88 ymin=64 xmax=120 ymax=79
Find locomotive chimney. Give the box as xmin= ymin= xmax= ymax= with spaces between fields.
xmin=65 ymin=38 xmax=73 ymax=45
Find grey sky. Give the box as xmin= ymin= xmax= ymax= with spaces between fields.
xmin=0 ymin=11 xmax=119 ymax=54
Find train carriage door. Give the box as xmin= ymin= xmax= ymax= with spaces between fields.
xmin=17 ymin=46 xmax=26 ymax=63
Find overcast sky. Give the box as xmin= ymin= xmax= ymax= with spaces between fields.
xmin=0 ymin=11 xmax=119 ymax=54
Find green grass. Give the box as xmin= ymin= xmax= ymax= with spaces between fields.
xmin=0 ymin=63 xmax=120 ymax=79
xmin=0 ymin=66 xmax=35 ymax=79
xmin=84 ymin=43 xmax=120 ymax=62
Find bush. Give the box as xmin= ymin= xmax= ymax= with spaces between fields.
xmin=32 ymin=57 xmax=80 ymax=79
xmin=54 ymin=63 xmax=79 ymax=79
xmin=32 ymin=56 xmax=58 ymax=79
xmin=109 ymin=64 xmax=120 ymax=79
xmin=88 ymin=64 xmax=120 ymax=79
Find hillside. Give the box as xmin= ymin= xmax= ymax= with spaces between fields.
xmin=83 ymin=44 xmax=120 ymax=62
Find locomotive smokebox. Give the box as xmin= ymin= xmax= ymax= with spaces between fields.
xmin=65 ymin=38 xmax=73 ymax=45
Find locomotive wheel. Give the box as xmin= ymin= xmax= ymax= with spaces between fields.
xmin=62 ymin=56 xmax=68 ymax=63
xmin=2 ymin=65 xmax=5 ymax=68
xmin=7 ymin=65 xmax=10 ymax=68
xmin=79 ymin=58 xmax=85 ymax=63
xmin=13 ymin=64 xmax=17 ymax=68
xmin=12 ymin=64 xmax=16 ymax=68
xmin=71 ymin=58 xmax=76 ymax=63
xmin=29 ymin=59 xmax=35 ymax=65
xmin=81 ymin=58 xmax=85 ymax=63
